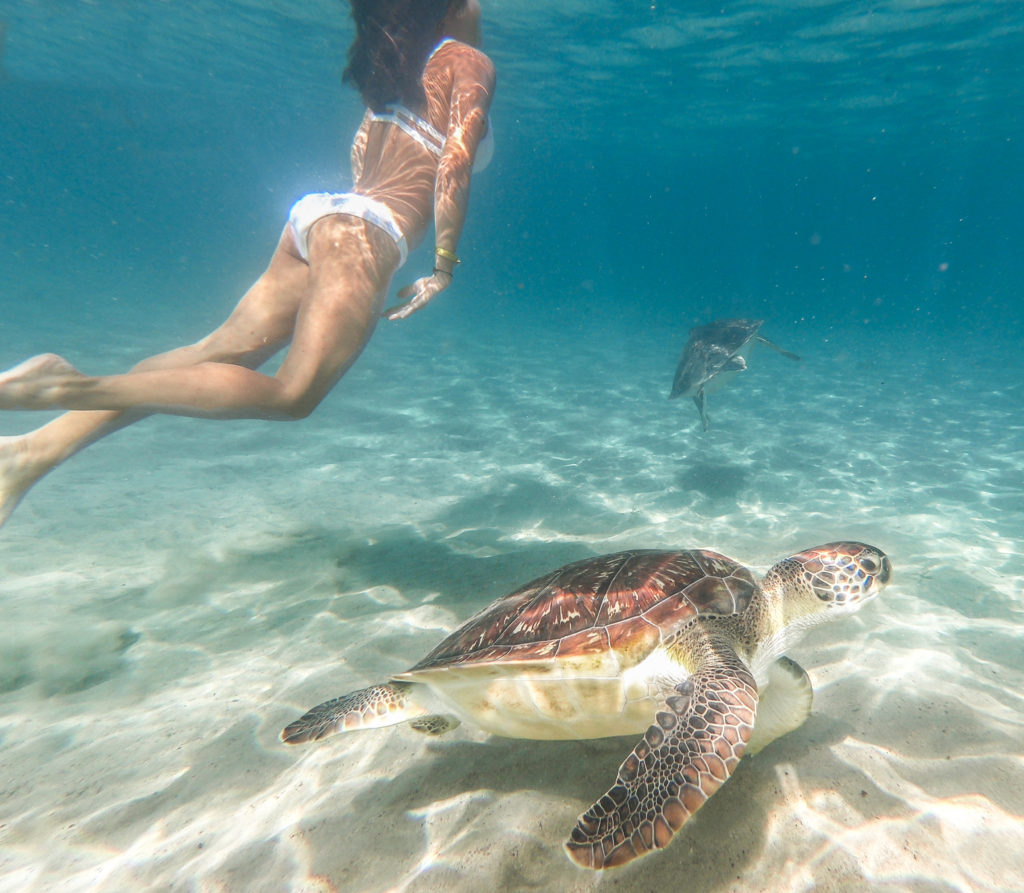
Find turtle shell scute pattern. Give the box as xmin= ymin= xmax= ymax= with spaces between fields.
xmin=409 ymin=549 xmax=758 ymax=672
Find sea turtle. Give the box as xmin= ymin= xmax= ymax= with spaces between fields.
xmin=282 ymin=541 xmax=891 ymax=869
xmin=669 ymin=318 xmax=800 ymax=431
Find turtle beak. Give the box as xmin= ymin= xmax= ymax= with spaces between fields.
xmin=878 ymin=555 xmax=893 ymax=585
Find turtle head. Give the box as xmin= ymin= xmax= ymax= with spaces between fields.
xmin=764 ymin=541 xmax=892 ymax=627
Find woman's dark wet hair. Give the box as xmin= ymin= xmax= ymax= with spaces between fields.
xmin=344 ymin=0 xmax=468 ymax=112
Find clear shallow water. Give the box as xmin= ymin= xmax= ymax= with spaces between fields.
xmin=1 ymin=2 xmax=1022 ymax=891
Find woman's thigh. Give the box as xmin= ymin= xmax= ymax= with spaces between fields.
xmin=273 ymin=216 xmax=400 ymax=408
xmin=196 ymin=227 xmax=313 ymax=363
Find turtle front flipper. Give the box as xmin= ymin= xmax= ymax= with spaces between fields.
xmin=565 ymin=653 xmax=758 ymax=869
xmin=281 ymin=681 xmax=430 ymax=744
xmin=754 ymin=334 xmax=800 ymax=362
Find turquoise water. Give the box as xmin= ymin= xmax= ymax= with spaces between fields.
xmin=1 ymin=3 xmax=1022 ymax=891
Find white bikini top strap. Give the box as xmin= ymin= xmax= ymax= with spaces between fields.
xmin=367 ymin=104 xmax=445 ymax=158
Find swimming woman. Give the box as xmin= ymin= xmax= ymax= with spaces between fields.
xmin=0 ymin=0 xmax=495 ymax=528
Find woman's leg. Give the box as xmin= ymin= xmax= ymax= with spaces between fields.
xmin=0 ymin=228 xmax=311 ymax=527
xmin=0 ymin=217 xmax=398 ymax=527
xmin=0 ymin=218 xmax=396 ymax=420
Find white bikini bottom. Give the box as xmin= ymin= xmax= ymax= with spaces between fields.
xmin=287 ymin=192 xmax=408 ymax=267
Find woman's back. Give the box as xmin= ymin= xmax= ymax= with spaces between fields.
xmin=353 ymin=38 xmax=494 ymax=250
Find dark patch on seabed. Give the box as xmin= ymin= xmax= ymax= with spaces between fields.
xmin=678 ymin=461 xmax=751 ymax=500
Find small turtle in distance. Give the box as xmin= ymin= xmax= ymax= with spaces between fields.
xmin=670 ymin=318 xmax=800 ymax=430
xmin=282 ymin=541 xmax=891 ymax=869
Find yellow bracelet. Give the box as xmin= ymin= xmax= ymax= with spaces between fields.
xmin=434 ymin=246 xmax=461 ymax=265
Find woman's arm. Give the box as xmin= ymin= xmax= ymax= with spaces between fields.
xmin=385 ymin=48 xmax=496 ymax=321
xmin=432 ymin=49 xmax=496 ymax=268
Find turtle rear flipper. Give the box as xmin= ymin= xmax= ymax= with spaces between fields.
xmin=565 ymin=647 xmax=757 ymax=869
xmin=410 ymin=715 xmax=460 ymax=735
xmin=692 ymin=389 xmax=710 ymax=431
xmin=281 ymin=681 xmax=428 ymax=744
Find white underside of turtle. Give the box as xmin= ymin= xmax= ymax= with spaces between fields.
xmin=388 ymin=642 xmax=810 ymax=746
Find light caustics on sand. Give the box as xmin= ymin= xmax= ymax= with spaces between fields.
xmin=1 ymin=325 xmax=1022 ymax=889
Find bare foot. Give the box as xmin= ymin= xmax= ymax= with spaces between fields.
xmin=0 ymin=434 xmax=49 ymax=529
xmin=0 ymin=353 xmax=85 ymax=409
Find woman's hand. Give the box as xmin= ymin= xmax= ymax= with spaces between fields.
xmin=383 ymin=270 xmax=454 ymax=320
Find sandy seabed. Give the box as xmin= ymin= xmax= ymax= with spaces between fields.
xmin=1 ymin=310 xmax=1022 ymax=892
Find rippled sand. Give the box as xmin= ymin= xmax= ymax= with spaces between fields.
xmin=1 ymin=313 xmax=1022 ymax=892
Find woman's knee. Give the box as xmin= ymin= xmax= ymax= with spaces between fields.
xmin=278 ymin=399 xmax=316 ymax=421
xmin=273 ymin=381 xmax=326 ymax=420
